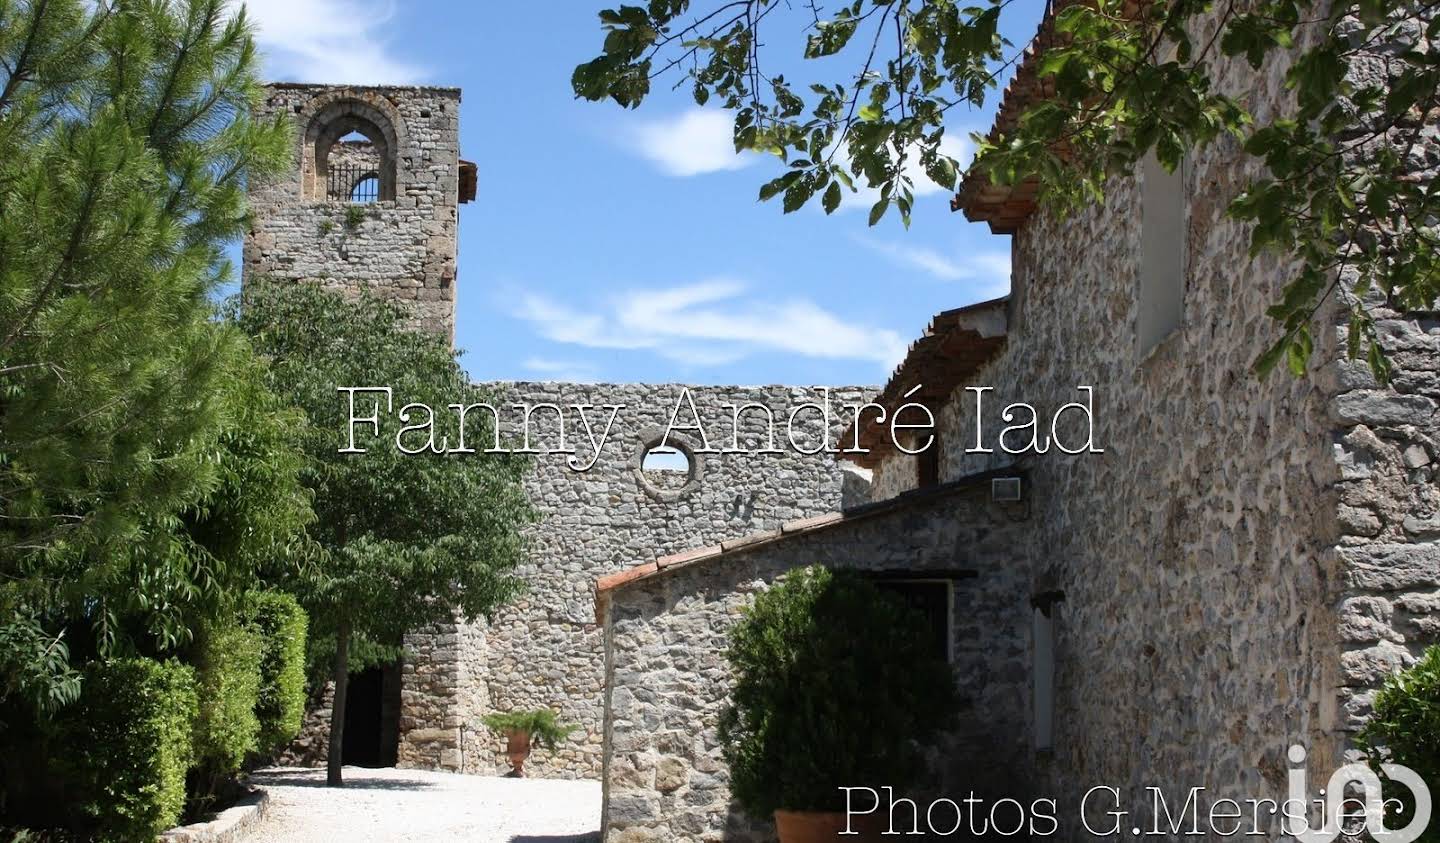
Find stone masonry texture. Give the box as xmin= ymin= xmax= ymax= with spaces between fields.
xmin=838 ymin=8 xmax=1437 ymax=842
xmin=596 ymin=6 xmax=1438 ymax=842
xmin=243 ymin=84 xmax=463 ymax=339
xmin=600 ymin=481 xmax=1033 ymax=842
xmin=472 ymin=383 xmax=873 ymax=779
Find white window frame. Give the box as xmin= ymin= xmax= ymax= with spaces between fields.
xmin=1138 ymin=151 xmax=1187 ymax=359
xmin=1033 ymin=602 xmax=1057 ymax=752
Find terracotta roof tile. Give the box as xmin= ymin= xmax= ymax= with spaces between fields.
xmin=951 ymin=0 xmax=1075 ymax=232
xmin=593 ymin=468 xmax=1024 ymax=618
xmin=656 ymin=543 xmax=724 ymax=571
xmin=781 ymin=512 xmax=845 ymax=533
xmin=837 ymin=296 xmax=1008 ymax=468
xmin=595 ymin=562 xmax=658 ymax=593
xmin=720 ymin=529 xmax=782 ymax=552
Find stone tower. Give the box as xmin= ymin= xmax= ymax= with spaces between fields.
xmin=243 ymin=84 xmax=476 ymax=339
xmin=244 ymin=83 xmax=480 ymax=771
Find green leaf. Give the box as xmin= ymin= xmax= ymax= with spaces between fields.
xmin=924 ymin=154 xmax=958 ymax=190
xmin=804 ymin=18 xmax=859 ymax=59
xmin=1285 ymin=326 xmax=1312 ymax=376
xmin=782 ymin=175 xmax=815 ymax=213
xmin=822 ymin=181 xmax=842 ymax=214
xmin=759 ymin=171 xmax=803 ymax=202
xmin=868 ymin=196 xmax=889 ymax=226
xmin=1252 ymin=335 xmax=1289 ymax=379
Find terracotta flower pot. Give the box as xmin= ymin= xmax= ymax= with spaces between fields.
xmin=774 ymin=809 xmax=885 ymax=842
xmin=504 ymin=728 xmax=532 ymax=777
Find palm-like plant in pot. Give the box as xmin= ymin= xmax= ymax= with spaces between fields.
xmin=718 ymin=566 xmax=959 ymax=843
xmin=480 ymin=709 xmax=577 ymax=777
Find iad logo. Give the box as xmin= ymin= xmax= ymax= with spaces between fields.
xmin=1286 ymin=744 xmax=1431 ymax=843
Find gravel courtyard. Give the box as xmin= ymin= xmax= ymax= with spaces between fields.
xmin=246 ymin=767 xmax=601 ymax=843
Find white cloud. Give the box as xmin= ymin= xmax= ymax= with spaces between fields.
xmin=240 ymin=0 xmax=425 ymax=85
xmin=628 ymin=109 xmax=755 ymax=177
xmin=521 ymin=357 xmax=602 ymax=384
xmin=851 ymin=234 xmax=1011 ymax=296
xmin=512 ymin=279 xmax=908 ymax=370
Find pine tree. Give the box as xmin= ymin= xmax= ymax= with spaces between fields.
xmin=0 ymin=0 xmax=310 ymax=711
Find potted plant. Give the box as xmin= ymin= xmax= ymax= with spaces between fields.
xmin=718 ymin=566 xmax=959 ymax=843
xmin=479 ymin=708 xmax=577 ymax=777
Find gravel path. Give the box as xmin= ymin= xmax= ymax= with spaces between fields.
xmin=246 ymin=767 xmax=601 ymax=843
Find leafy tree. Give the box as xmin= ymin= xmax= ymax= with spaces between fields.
xmin=0 ymin=0 xmax=308 ymax=711
xmin=232 ymin=282 xmax=533 ymax=787
xmin=574 ymin=0 xmax=1439 ymax=378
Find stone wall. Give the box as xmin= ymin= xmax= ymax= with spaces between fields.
xmin=469 ymin=383 xmax=872 ymax=779
xmin=1329 ymin=318 xmax=1440 ymax=734
xmin=243 ymin=84 xmax=463 ymax=338
xmin=276 ymin=683 xmax=332 ymax=768
xmin=856 ymin=13 xmax=1438 ymax=841
xmin=248 ymin=83 xmax=474 ymax=773
xmin=599 ymin=480 xmax=1034 ymax=842
xmin=1326 ymin=1 xmax=1440 ymax=753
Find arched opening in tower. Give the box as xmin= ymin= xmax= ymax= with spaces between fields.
xmin=305 ymin=102 xmax=399 ymax=203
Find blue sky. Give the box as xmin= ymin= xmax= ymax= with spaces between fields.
xmin=240 ymin=0 xmax=1046 ymax=386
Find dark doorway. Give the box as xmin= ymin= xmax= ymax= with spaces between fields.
xmin=342 ymin=661 xmax=401 ymax=767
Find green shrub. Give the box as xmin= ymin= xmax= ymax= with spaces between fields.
xmin=717 ymin=565 xmax=959 ymax=818
xmin=343 ymin=205 xmax=365 ymax=230
xmin=480 ymin=708 xmax=577 ymax=749
xmin=65 ymin=658 xmax=198 ymax=842
xmin=1360 ymin=644 xmax=1440 ymax=841
xmin=192 ymin=622 xmax=263 ymax=777
xmin=245 ymin=592 xmax=308 ymax=752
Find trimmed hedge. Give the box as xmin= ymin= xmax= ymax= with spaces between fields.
xmin=717 ymin=566 xmax=960 ymax=817
xmin=192 ymin=622 xmax=263 ymax=776
xmin=246 ymin=591 xmax=308 ymax=752
xmin=66 ymin=658 xmax=198 ymax=842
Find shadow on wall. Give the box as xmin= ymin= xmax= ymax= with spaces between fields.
xmin=724 ymin=800 xmax=771 ymax=841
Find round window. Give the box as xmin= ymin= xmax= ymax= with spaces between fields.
xmin=632 ymin=430 xmax=703 ymax=502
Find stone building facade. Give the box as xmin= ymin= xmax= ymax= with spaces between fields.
xmin=596 ymin=476 xmax=1034 ymax=841
xmin=471 ymin=382 xmax=872 ymax=778
xmin=278 ymin=381 xmax=874 ymax=776
xmin=592 ymin=5 xmax=1439 ymax=843
xmin=373 ymin=382 xmax=875 ymax=778
xmin=243 ymin=82 xmax=872 ymax=780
